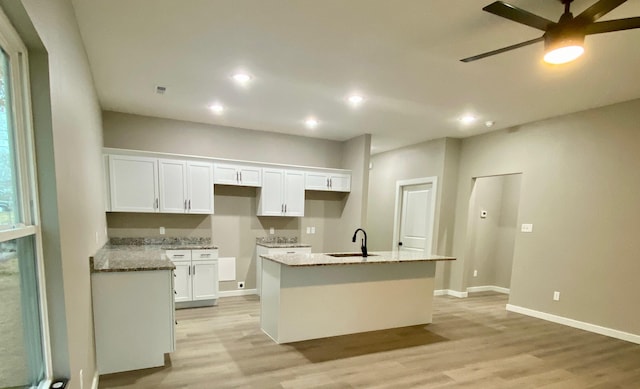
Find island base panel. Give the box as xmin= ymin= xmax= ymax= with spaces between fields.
xmin=261 ymin=260 xmax=436 ymax=343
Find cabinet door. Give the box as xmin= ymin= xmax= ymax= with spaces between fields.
xmin=284 ymin=170 xmax=305 ymax=217
xmin=159 ymin=159 xmax=187 ymax=213
xmin=187 ymin=162 xmax=214 ymax=214
xmin=305 ymin=172 xmax=330 ymax=191
xmin=173 ymin=262 xmax=192 ymax=303
xmin=192 ymin=261 xmax=219 ymax=301
xmin=214 ymin=164 xmax=240 ymax=185
xmin=238 ymin=166 xmax=262 ymax=187
xmin=257 ymin=169 xmax=284 ymax=216
xmin=109 ymin=155 xmax=159 ymax=212
xmin=330 ymin=173 xmax=351 ymax=192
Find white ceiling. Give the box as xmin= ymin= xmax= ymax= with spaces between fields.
xmin=71 ymin=0 xmax=640 ymax=154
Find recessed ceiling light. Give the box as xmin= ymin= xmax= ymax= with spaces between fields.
xmin=231 ymin=72 xmax=252 ymax=84
xmin=209 ymin=103 xmax=224 ymax=114
xmin=347 ymin=94 xmax=365 ymax=106
xmin=485 ymin=120 xmax=495 ymax=128
xmin=305 ymin=118 xmax=319 ymax=129
xmin=459 ymin=115 xmax=477 ymax=124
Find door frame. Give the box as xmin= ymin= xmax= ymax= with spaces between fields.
xmin=392 ymin=176 xmax=438 ymax=254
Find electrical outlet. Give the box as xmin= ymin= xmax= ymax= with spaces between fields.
xmin=159 ymin=227 xmax=165 ymax=235
xmin=473 ymin=270 xmax=478 ymax=277
xmin=269 ymin=227 xmax=275 ymax=235
xmin=306 ymin=227 xmax=311 ymax=234
xmin=79 ymin=369 xmax=84 ymax=389
xmin=237 ymin=281 xmax=245 ymax=289
xmin=553 ymin=291 xmax=560 ymax=301
xmin=311 ymin=226 xmax=316 ymax=234
xmin=521 ymin=223 xmax=534 ymax=233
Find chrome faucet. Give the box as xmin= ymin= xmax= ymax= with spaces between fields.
xmin=351 ymin=228 xmax=368 ymax=257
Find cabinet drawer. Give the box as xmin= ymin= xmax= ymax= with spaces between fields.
xmin=165 ymin=250 xmax=192 ymax=261
xmin=192 ymin=249 xmax=219 ymax=261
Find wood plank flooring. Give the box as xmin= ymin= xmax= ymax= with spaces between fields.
xmin=99 ymin=292 xmax=640 ymax=388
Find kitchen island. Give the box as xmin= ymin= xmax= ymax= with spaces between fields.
xmin=259 ymin=250 xmax=455 ymax=343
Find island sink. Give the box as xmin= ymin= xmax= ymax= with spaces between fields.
xmin=326 ymin=253 xmax=378 ymax=258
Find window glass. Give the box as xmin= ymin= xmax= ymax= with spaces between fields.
xmin=0 ymin=47 xmax=20 ymax=229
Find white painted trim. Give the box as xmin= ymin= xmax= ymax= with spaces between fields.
xmin=467 ymin=285 xmax=510 ymax=294
xmin=91 ymin=371 xmax=99 ymax=389
xmin=433 ymin=289 xmax=468 ymax=298
xmin=218 ymin=288 xmax=258 ymax=297
xmin=506 ymin=304 xmax=640 ymax=345
xmin=392 ymin=176 xmax=438 ymax=254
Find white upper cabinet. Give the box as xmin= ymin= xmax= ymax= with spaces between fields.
xmin=109 ymin=155 xmax=213 ymax=214
xmin=159 ymin=159 xmax=187 ymax=213
xmin=214 ymin=163 xmax=262 ymax=187
xmin=186 ymin=162 xmax=214 ymax=214
xmin=305 ymin=171 xmax=351 ymax=192
xmin=109 ymin=155 xmax=159 ymax=212
xmin=257 ymin=169 xmax=305 ymax=217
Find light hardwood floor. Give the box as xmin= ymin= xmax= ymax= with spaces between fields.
xmin=99 ymin=292 xmax=640 ymax=388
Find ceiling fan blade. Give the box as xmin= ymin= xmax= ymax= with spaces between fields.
xmin=483 ymin=1 xmax=555 ymax=31
xmin=460 ymin=36 xmax=544 ymax=62
xmin=575 ymin=0 xmax=627 ymax=24
xmin=585 ymin=17 xmax=640 ymax=34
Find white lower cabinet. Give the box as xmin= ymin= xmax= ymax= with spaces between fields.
xmin=92 ymin=270 xmax=175 ymax=374
xmin=255 ymin=245 xmax=311 ymax=296
xmin=167 ymin=249 xmax=219 ymax=306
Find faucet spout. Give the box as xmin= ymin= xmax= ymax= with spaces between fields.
xmin=351 ymin=228 xmax=368 ymax=257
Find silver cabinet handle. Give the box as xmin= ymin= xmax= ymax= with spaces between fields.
xmin=285 ymin=204 xmax=287 ymax=213
xmin=155 ymin=198 xmax=159 ymax=209
xmin=188 ymin=265 xmax=190 ymax=275
xmin=184 ymin=199 xmax=187 ymax=210
xmin=236 ymin=171 xmax=239 ymax=183
xmin=188 ymin=200 xmax=191 ymax=210
xmin=173 ymin=254 xmax=184 ymax=257
xmin=240 ymin=171 xmax=242 ymax=182
xmin=329 ymin=178 xmax=332 ymax=188
xmin=327 ymin=178 xmax=330 ymax=188
xmin=281 ymin=204 xmax=284 ymax=213
xmin=287 ymin=251 xmax=295 ymax=254
xmin=192 ymin=265 xmax=196 ymax=275
xmin=200 ymin=253 xmax=211 ymax=257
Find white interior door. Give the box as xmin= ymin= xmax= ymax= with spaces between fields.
xmin=399 ymin=183 xmax=434 ymax=252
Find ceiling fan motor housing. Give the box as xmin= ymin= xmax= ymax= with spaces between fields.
xmin=544 ymin=21 xmax=585 ymax=53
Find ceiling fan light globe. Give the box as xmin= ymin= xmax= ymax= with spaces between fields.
xmin=544 ymin=45 xmax=585 ymax=64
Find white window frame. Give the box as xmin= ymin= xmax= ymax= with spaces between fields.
xmin=0 ymin=6 xmax=52 ymax=388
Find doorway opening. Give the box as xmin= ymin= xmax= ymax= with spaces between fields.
xmin=465 ymin=174 xmax=522 ymax=295
xmin=392 ymin=177 xmax=438 ymax=254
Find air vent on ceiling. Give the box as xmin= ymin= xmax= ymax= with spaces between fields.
xmin=155 ymin=85 xmax=167 ymax=94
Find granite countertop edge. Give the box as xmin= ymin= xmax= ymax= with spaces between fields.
xmin=256 ymin=242 xmax=312 ymax=248
xmin=260 ymin=251 xmax=456 ymax=267
xmin=90 ymin=239 xmax=218 ymax=273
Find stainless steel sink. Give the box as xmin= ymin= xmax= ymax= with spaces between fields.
xmin=326 ymin=253 xmax=377 ymax=258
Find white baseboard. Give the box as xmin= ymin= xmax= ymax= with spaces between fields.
xmin=467 ymin=285 xmax=510 ymax=294
xmin=434 ymin=289 xmax=468 ymax=298
xmin=506 ymin=304 xmax=640 ymax=345
xmin=218 ymin=288 xmax=257 ymax=297
xmin=91 ymin=370 xmax=99 ymax=389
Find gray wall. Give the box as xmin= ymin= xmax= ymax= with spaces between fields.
xmin=450 ymin=98 xmax=640 ymax=335
xmin=366 ymin=137 xmax=460 ymax=290
xmin=103 ymin=112 xmax=369 ymax=291
xmin=466 ymin=174 xmax=521 ymax=289
xmin=103 ymin=111 xmax=343 ymax=168
xmin=19 ymin=0 xmax=107 ymax=387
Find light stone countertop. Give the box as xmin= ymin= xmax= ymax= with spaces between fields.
xmin=256 ymin=242 xmax=312 ymax=249
xmin=260 ymin=250 xmax=455 ymax=267
xmin=90 ymin=238 xmax=219 ymax=273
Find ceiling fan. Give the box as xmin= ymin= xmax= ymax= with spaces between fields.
xmin=461 ymin=0 xmax=640 ymax=64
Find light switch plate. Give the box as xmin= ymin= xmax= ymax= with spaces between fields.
xmin=306 ymin=227 xmax=311 ymax=234
xmin=311 ymin=226 xmax=316 ymax=234
xmin=159 ymin=227 xmax=165 ymax=235
xmin=521 ymin=223 xmax=533 ymax=233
